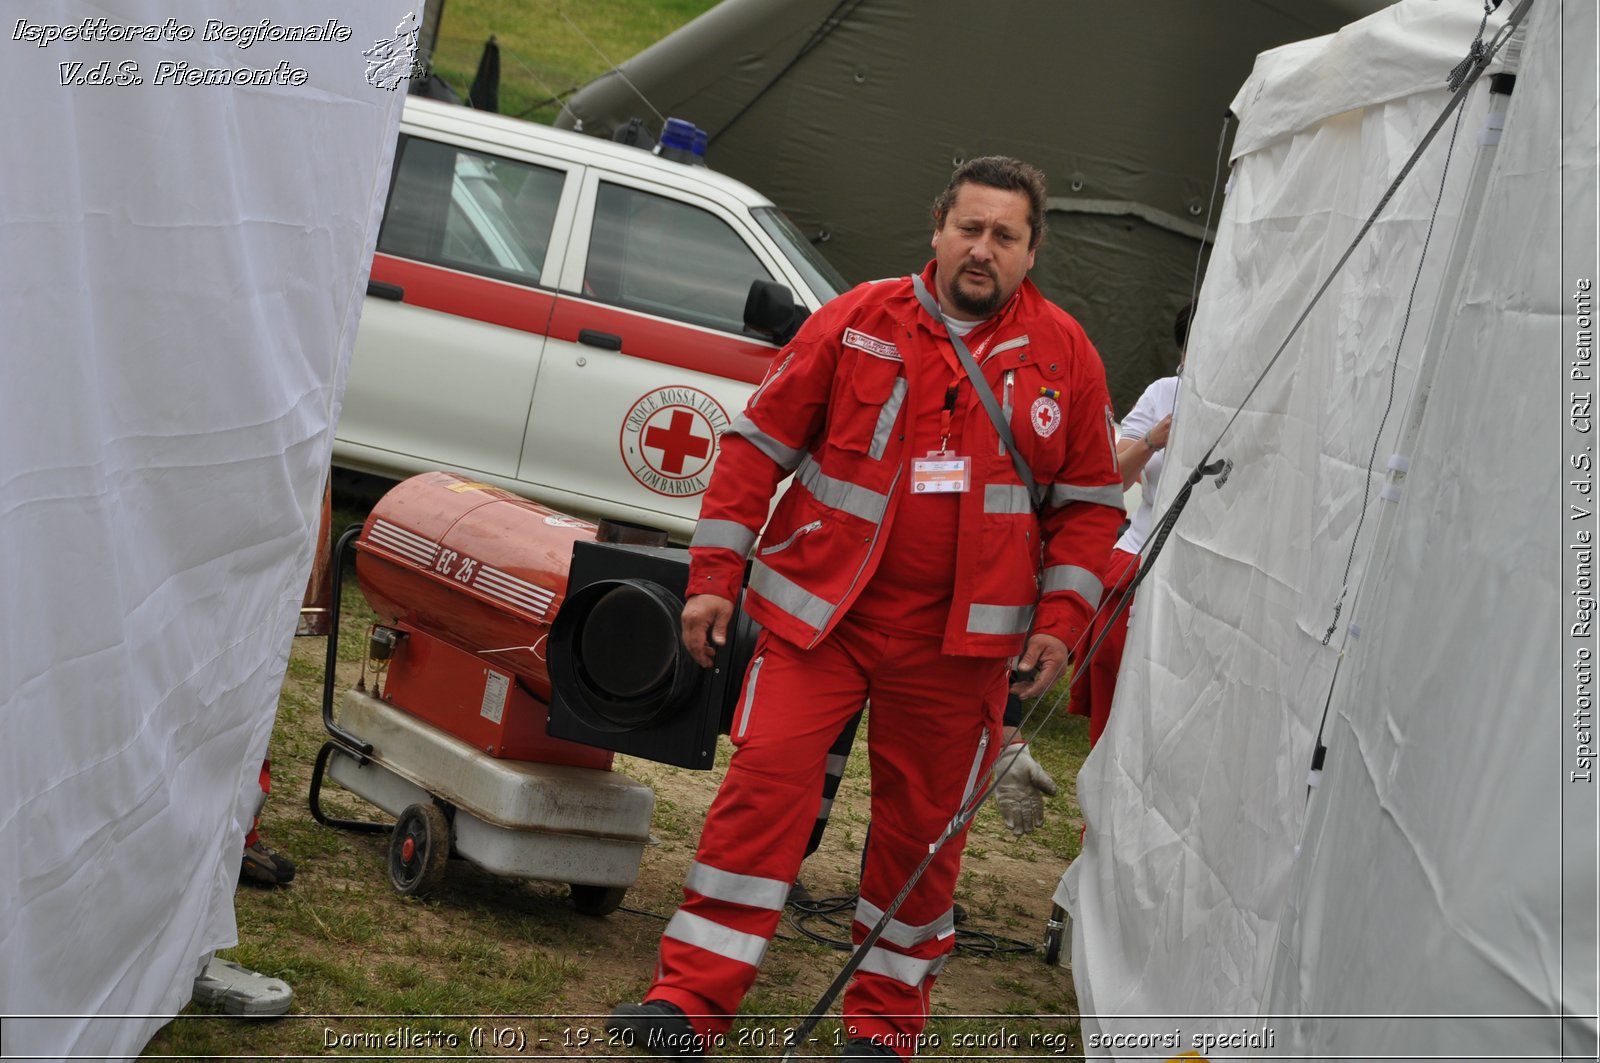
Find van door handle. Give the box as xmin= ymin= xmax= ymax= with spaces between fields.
xmin=578 ymin=329 xmax=623 ymax=351
xmin=367 ymin=280 xmax=405 ymax=301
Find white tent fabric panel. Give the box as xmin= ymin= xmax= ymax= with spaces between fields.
xmin=1260 ymin=1 xmax=1597 ymax=1058
xmin=1059 ymin=0 xmax=1552 ymax=1055
xmin=0 ymin=2 xmax=411 ymax=1058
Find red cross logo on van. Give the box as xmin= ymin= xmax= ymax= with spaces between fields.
xmin=620 ymin=386 xmax=731 ymax=497
xmin=644 ymin=409 xmax=711 ymax=474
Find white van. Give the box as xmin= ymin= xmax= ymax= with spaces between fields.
xmin=335 ymin=97 xmax=848 ymax=539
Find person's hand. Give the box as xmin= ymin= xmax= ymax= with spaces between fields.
xmin=1143 ymin=413 xmax=1173 ymax=451
xmin=993 ymin=741 xmax=1058 ymax=837
xmin=1010 ymin=633 xmax=1068 ymax=697
xmin=681 ymin=594 xmax=734 ymax=667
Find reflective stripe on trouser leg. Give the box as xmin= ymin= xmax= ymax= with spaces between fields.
xmin=827 ymin=616 xmax=1008 ymax=1049
xmin=648 ymin=628 xmax=880 ymax=1036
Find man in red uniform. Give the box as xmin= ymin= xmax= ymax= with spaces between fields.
xmin=609 ymin=156 xmax=1123 ymax=1060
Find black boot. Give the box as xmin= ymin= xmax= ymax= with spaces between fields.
xmin=606 ymin=1000 xmax=705 ymax=1059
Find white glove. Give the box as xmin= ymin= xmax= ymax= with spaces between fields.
xmin=993 ymin=742 xmax=1058 ymax=837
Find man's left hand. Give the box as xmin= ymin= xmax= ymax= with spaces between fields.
xmin=1010 ymin=633 xmax=1069 ymax=697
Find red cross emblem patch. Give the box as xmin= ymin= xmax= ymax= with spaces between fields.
xmin=1031 ymin=395 xmax=1062 ymax=439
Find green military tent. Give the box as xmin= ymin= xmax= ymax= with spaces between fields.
xmin=558 ymin=0 xmax=1393 ymax=410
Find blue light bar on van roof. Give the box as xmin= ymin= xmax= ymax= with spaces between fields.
xmin=656 ymin=116 xmax=707 ymax=166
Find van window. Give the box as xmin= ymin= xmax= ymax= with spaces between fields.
xmin=753 ymin=207 xmax=848 ymax=303
xmin=585 ymin=182 xmax=774 ymax=333
xmin=378 ymin=135 xmax=563 ymax=286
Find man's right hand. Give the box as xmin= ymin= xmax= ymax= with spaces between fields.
xmin=681 ymin=594 xmax=734 ymax=667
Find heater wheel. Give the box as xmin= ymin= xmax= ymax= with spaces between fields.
xmin=569 ymin=883 xmax=627 ymax=917
xmin=388 ymin=802 xmax=451 ymax=897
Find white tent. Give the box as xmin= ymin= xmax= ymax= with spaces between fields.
xmin=0 ymin=3 xmax=409 ymax=1057
xmin=1062 ymin=0 xmax=1598 ymax=1058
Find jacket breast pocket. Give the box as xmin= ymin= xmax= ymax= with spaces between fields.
xmin=827 ymin=352 xmax=905 ymax=459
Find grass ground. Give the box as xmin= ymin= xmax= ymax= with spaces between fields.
xmin=140 ymin=489 xmax=1096 ymax=1059
xmin=423 ymin=0 xmax=721 ymax=124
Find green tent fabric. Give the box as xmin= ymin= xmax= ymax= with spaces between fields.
xmin=560 ymin=0 xmax=1392 ymax=412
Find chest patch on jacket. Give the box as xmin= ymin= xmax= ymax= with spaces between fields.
xmin=843 ymin=328 xmax=901 ymax=361
xmin=1031 ymin=395 xmax=1062 ymax=438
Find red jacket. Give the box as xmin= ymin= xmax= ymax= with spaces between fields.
xmin=688 ymin=262 xmax=1124 ymax=657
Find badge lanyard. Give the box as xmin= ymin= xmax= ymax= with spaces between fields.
xmin=910 ymin=274 xmax=1043 ymax=510
xmin=911 ymin=375 xmax=969 ymax=495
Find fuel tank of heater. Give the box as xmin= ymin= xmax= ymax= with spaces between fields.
xmin=354 ymin=471 xmax=600 ymax=700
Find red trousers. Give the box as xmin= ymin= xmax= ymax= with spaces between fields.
xmin=648 ymin=612 xmax=1008 ymax=1055
xmin=245 ymin=759 xmax=271 ymax=849
xmin=1067 ymin=549 xmax=1140 ymax=747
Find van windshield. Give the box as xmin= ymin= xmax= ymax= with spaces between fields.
xmin=753 ymin=207 xmax=848 ymax=304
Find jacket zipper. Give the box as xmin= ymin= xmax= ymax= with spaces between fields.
xmin=810 ymin=464 xmax=903 ymax=649
xmin=759 ymin=519 xmax=822 ymax=556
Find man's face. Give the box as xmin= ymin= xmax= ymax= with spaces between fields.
xmin=931 ymin=183 xmax=1037 ymax=320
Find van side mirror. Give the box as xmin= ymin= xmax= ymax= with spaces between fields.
xmin=743 ymin=279 xmax=807 ymax=345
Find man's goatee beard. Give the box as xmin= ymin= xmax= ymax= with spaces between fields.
xmin=950 ymin=281 xmax=1002 ymax=318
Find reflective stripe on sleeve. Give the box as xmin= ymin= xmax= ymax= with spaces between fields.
xmin=984 ymin=484 xmax=1033 ymax=515
xmin=854 ymin=898 xmax=956 ymax=950
xmin=749 ymin=560 xmax=837 ymax=630
xmin=685 ymin=860 xmax=789 ymax=912
xmin=868 ymin=376 xmax=907 ymax=461
xmin=1042 ymin=564 xmax=1104 ymax=606
xmin=663 ymin=910 xmax=769 ymax=968
xmin=727 ymin=413 xmax=806 ymax=471
xmin=796 ymin=457 xmax=890 ymax=525
xmin=1046 ymin=482 xmax=1126 ymax=510
xmin=690 ymin=519 xmax=758 ymax=556
xmin=858 ymin=945 xmax=940 ymax=988
xmin=967 ymin=603 xmax=1035 ymax=636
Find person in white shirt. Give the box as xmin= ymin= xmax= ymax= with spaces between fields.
xmin=1067 ymin=301 xmax=1190 ymax=745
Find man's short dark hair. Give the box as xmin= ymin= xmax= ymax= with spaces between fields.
xmin=931 ymin=156 xmax=1048 ymax=249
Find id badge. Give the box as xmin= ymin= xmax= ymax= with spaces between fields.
xmin=911 ymin=451 xmax=971 ymax=493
